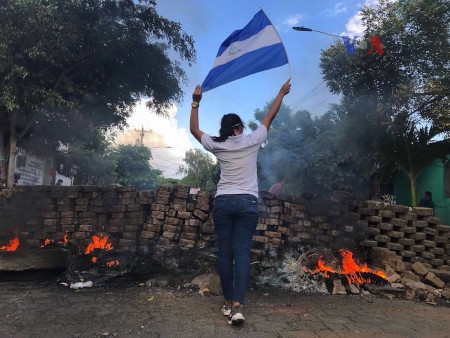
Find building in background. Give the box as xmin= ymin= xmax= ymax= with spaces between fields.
xmin=394 ymin=159 xmax=450 ymax=225
xmin=14 ymin=147 xmax=72 ymax=186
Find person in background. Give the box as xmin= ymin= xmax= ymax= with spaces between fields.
xmin=268 ymin=176 xmax=285 ymax=195
xmin=419 ymin=191 xmax=434 ymax=210
xmin=13 ymin=173 xmax=20 ymax=189
xmin=189 ymin=79 xmax=291 ymax=325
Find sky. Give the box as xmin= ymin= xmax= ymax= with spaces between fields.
xmin=116 ymin=0 xmax=376 ymax=178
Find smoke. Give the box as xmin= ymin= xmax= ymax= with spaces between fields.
xmin=253 ymin=249 xmax=329 ymax=294
xmin=258 ymin=147 xmax=292 ymax=191
xmin=115 ymin=99 xmax=193 ymax=178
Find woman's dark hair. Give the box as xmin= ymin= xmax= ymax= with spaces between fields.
xmin=212 ymin=113 xmax=245 ymax=142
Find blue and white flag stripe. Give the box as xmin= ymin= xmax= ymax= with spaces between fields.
xmin=213 ymin=26 xmax=281 ymax=67
xmin=202 ymin=10 xmax=288 ymax=92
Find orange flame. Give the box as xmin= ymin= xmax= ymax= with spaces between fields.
xmin=106 ymin=260 xmax=119 ymax=267
xmin=305 ymin=249 xmax=387 ymax=285
xmin=85 ymin=234 xmax=118 ymax=267
xmin=0 ymin=232 xmax=19 ymax=251
xmin=85 ymin=234 xmax=113 ymax=254
xmin=41 ymin=231 xmax=69 ymax=248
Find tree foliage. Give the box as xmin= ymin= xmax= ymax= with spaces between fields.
xmin=378 ymin=114 xmax=450 ymax=206
xmin=321 ymin=0 xmax=450 ymax=129
xmin=251 ymin=103 xmax=377 ymax=197
xmin=318 ymin=0 xmax=450 ymax=201
xmin=0 ymin=0 xmax=196 ymax=187
xmin=248 ymin=0 xmax=450 ymax=199
xmin=113 ymin=144 xmax=163 ymax=190
xmin=56 ymin=132 xmax=164 ymax=189
xmin=178 ymin=149 xmax=219 ymax=191
xmin=56 ymin=129 xmax=117 ymax=185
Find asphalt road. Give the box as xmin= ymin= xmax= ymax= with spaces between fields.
xmin=1 ymin=280 xmax=450 ymax=338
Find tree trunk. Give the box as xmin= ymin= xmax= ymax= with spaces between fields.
xmin=7 ymin=111 xmax=18 ymax=189
xmin=0 ymin=129 xmax=6 ymax=186
xmin=409 ymin=174 xmax=417 ymax=207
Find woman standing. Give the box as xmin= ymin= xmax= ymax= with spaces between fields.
xmin=190 ymin=79 xmax=291 ymax=325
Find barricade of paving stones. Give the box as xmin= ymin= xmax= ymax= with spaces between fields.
xmin=355 ymin=200 xmax=450 ymax=270
xmin=1 ymin=184 xmax=450 ymax=303
xmin=0 ymin=185 xmax=449 ymax=272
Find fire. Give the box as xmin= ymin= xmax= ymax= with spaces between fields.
xmin=0 ymin=232 xmax=19 ymax=251
xmin=41 ymin=231 xmax=69 ymax=248
xmin=106 ymin=260 xmax=119 ymax=267
xmin=41 ymin=232 xmax=119 ymax=267
xmin=305 ymin=249 xmax=387 ymax=285
xmin=85 ymin=234 xmax=118 ymax=266
xmin=85 ymin=234 xmax=113 ymax=254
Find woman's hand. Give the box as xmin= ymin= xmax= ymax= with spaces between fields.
xmin=278 ymin=79 xmax=291 ymax=97
xmin=190 ymin=84 xmax=204 ymax=143
xmin=261 ymin=79 xmax=292 ymax=131
xmin=192 ymin=85 xmax=202 ymax=103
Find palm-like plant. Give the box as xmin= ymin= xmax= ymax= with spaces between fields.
xmin=378 ymin=116 xmax=450 ymax=206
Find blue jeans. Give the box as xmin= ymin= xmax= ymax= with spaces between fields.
xmin=213 ymin=194 xmax=259 ymax=304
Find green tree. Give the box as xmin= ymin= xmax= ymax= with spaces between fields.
xmin=56 ymin=129 xmax=117 ymax=185
xmin=178 ymin=149 xmax=218 ymax=191
xmin=0 ymin=0 xmax=195 ymax=187
xmin=114 ymin=144 xmax=162 ymax=190
xmin=379 ymin=115 xmax=450 ymax=206
xmin=319 ymin=0 xmax=450 ymax=198
xmin=321 ymin=0 xmax=450 ymax=127
xmin=251 ymin=103 xmax=377 ymax=197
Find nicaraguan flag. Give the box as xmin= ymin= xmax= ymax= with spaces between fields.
xmin=202 ymin=10 xmax=288 ymax=92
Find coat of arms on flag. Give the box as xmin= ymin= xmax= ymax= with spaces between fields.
xmin=202 ymin=10 xmax=289 ymax=92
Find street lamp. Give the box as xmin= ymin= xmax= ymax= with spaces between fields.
xmin=293 ymin=26 xmax=342 ymax=40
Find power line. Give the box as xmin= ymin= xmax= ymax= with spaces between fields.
xmin=289 ymin=81 xmax=333 ymax=110
xmin=134 ymin=126 xmax=152 ymax=146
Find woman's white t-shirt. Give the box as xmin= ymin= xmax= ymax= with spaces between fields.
xmin=201 ymin=124 xmax=267 ymax=198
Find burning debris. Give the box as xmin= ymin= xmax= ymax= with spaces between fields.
xmin=85 ymin=234 xmax=113 ymax=255
xmin=0 ymin=232 xmax=19 ymax=252
xmin=303 ymin=248 xmax=388 ymax=285
xmin=1 ymin=227 xmax=448 ymax=305
xmin=41 ymin=232 xmax=69 ymax=248
xmin=38 ymin=232 xmax=218 ymax=288
xmin=250 ymin=244 xmax=450 ymax=305
xmin=252 ymin=245 xmax=389 ymax=295
xmin=40 ymin=233 xmax=129 ymax=287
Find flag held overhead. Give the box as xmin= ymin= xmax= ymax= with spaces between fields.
xmin=201 ymin=10 xmax=289 ymax=92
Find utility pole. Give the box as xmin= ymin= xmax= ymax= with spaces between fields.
xmin=134 ymin=126 xmax=152 ymax=146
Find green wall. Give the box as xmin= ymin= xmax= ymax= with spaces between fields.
xmin=393 ymin=159 xmax=450 ymax=225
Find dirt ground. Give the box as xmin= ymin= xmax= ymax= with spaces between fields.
xmin=1 ymin=278 xmax=450 ymax=338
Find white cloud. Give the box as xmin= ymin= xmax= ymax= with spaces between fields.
xmin=321 ymin=2 xmax=348 ymax=16
xmin=115 ymin=99 xmax=193 ymax=179
xmin=344 ymin=12 xmax=365 ymax=36
xmin=341 ymin=0 xmax=398 ymax=38
xmin=341 ymin=0 xmax=382 ymax=36
xmin=283 ymin=14 xmax=303 ymax=27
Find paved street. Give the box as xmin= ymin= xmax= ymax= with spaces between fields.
xmin=0 ymin=280 xmax=449 ymax=338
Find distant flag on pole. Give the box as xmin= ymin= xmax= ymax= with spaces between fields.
xmin=201 ymin=10 xmax=289 ymax=92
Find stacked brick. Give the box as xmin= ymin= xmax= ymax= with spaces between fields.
xmin=253 ymin=191 xmax=361 ymax=255
xmin=140 ymin=185 xmax=215 ymax=249
xmin=2 ymin=185 xmax=150 ymax=252
xmin=183 ymin=190 xmax=215 ymax=248
xmin=141 ymin=185 xmax=173 ymax=246
xmin=358 ymin=201 xmax=450 ymax=270
xmin=1 ymin=185 xmax=449 ymax=272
